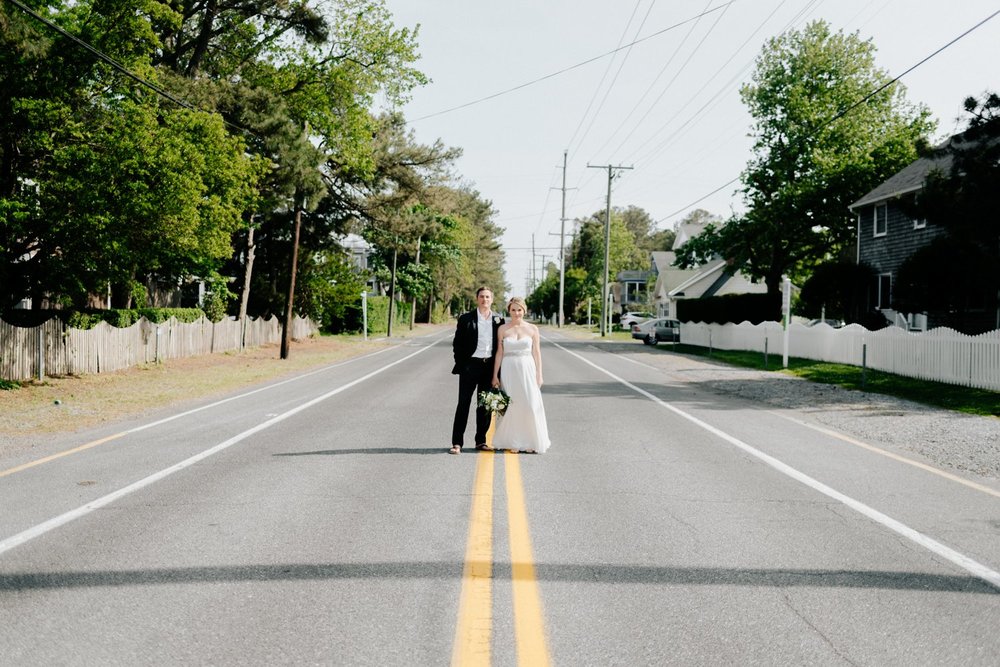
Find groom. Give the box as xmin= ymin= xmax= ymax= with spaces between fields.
xmin=450 ymin=286 xmax=504 ymax=454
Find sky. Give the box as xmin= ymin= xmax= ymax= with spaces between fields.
xmin=379 ymin=0 xmax=1000 ymax=298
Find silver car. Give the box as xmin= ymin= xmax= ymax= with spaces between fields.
xmin=630 ymin=317 xmax=669 ymax=345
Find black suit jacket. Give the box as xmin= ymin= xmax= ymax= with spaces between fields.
xmin=452 ymin=309 xmax=504 ymax=374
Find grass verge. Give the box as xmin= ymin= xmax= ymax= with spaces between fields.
xmin=664 ymin=343 xmax=1000 ymax=418
xmin=0 ymin=328 xmax=442 ymax=439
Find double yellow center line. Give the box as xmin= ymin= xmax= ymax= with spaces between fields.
xmin=451 ymin=426 xmax=551 ymax=666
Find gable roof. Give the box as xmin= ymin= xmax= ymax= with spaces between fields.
xmin=650 ymin=251 xmax=675 ymax=274
xmin=848 ymin=154 xmax=952 ymax=210
xmin=847 ymin=130 xmax=998 ymax=210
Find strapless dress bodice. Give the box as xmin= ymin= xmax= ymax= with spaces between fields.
xmin=503 ymin=336 xmax=532 ymax=356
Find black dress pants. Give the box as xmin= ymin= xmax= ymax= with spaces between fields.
xmin=452 ymin=357 xmax=494 ymax=448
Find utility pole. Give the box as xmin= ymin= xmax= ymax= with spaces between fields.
xmin=587 ymin=163 xmax=633 ymax=336
xmin=531 ymin=233 xmax=536 ymax=290
xmin=281 ymin=196 xmax=303 ymax=359
xmin=548 ymin=151 xmax=575 ymax=327
xmin=557 ymin=151 xmax=568 ymax=327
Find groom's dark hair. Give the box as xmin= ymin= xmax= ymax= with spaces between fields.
xmin=475 ymin=285 xmax=492 ymax=297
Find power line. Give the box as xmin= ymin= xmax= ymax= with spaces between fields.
xmin=408 ymin=2 xmax=736 ymax=122
xmin=4 ymin=0 xmax=256 ymax=138
xmin=567 ymin=0 xmax=810 ymax=208
xmin=594 ymin=0 xmax=726 ymax=163
xmin=564 ymin=0 xmax=646 ymax=153
xmin=567 ymin=0 xmax=656 ymax=157
xmin=653 ymin=7 xmax=1000 ymax=224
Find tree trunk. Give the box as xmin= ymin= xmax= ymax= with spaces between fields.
xmin=238 ymin=225 xmax=256 ymax=322
xmin=238 ymin=225 xmax=256 ymax=349
xmin=410 ymin=236 xmax=420 ymax=330
xmin=387 ymin=243 xmax=398 ymax=338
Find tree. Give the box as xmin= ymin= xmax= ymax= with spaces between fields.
xmin=676 ymin=20 xmax=934 ymax=312
xmin=0 ymin=0 xmax=261 ymax=310
xmin=564 ymin=208 xmax=645 ymax=320
xmin=150 ymin=1 xmax=430 ymax=323
xmin=897 ymin=92 xmax=1000 ymax=332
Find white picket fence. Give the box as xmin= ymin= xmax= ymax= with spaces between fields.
xmin=1 ymin=315 xmax=319 ymax=382
xmin=680 ymin=321 xmax=1000 ymax=392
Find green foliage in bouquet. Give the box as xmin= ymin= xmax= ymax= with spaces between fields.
xmin=478 ymin=387 xmax=511 ymax=416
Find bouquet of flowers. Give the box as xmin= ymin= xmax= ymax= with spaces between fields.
xmin=478 ymin=387 xmax=511 ymax=416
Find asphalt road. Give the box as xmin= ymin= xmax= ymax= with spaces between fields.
xmin=1 ymin=329 xmax=998 ymax=666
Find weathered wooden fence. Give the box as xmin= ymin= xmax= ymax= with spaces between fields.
xmin=1 ymin=315 xmax=319 ymax=382
xmin=679 ymin=321 xmax=1000 ymax=392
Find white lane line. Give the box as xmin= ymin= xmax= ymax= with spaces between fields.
xmin=553 ymin=341 xmax=1000 ymax=591
xmin=127 ymin=346 xmax=398 ymax=435
xmin=0 ymin=341 xmax=439 ymax=557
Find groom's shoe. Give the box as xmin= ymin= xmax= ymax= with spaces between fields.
xmin=449 ymin=445 xmax=461 ymax=455
xmin=475 ymin=443 xmax=492 ymax=451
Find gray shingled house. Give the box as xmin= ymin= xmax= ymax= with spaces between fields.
xmin=848 ymin=143 xmax=952 ymax=330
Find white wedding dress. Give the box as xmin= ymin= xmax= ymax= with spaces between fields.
xmin=494 ymin=336 xmax=551 ymax=453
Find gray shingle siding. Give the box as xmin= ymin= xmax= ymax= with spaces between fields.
xmin=855 ymin=197 xmax=944 ymax=279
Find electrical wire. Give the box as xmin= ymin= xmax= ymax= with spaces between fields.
xmin=564 ymin=0 xmax=646 ymax=153
xmin=567 ymin=0 xmax=657 ymax=157
xmin=652 ymin=7 xmax=1000 ymax=224
xmin=596 ymin=0 xmax=726 ymax=163
xmin=4 ymin=0 xmax=257 ymax=138
xmin=408 ymin=2 xmax=736 ymax=123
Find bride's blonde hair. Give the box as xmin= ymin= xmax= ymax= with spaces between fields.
xmin=507 ymin=296 xmax=527 ymax=313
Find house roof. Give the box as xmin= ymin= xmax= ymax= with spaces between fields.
xmin=847 ymin=132 xmax=989 ymax=210
xmin=666 ymin=259 xmax=767 ymax=299
xmin=616 ymin=269 xmax=651 ymax=282
xmin=649 ymin=251 xmax=675 ymax=274
xmin=672 ymin=221 xmax=709 ymax=249
xmin=667 ymin=259 xmax=727 ymax=297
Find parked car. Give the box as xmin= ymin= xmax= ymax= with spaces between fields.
xmin=653 ymin=319 xmax=681 ymax=343
xmin=806 ymin=318 xmax=845 ymax=328
xmin=631 ymin=317 xmax=671 ymax=345
xmin=620 ymin=311 xmax=654 ymax=328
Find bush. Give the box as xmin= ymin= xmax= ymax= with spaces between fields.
xmin=678 ymin=292 xmax=779 ymax=324
xmin=364 ymin=296 xmax=412 ymax=336
xmin=4 ymin=307 xmax=212 ymax=330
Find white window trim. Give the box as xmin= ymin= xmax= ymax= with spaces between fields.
xmin=873 ymin=203 xmax=888 ymax=237
xmin=913 ymin=217 xmax=927 ymax=230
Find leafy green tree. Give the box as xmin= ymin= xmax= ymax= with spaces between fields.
xmin=1 ymin=0 xmax=261 ymax=310
xmin=896 ymin=92 xmax=1000 ymax=332
xmin=295 ymin=248 xmax=370 ymax=333
xmin=526 ymin=263 xmax=560 ymax=318
xmin=564 ymin=208 xmax=645 ymax=320
xmin=676 ymin=20 xmax=934 ymax=311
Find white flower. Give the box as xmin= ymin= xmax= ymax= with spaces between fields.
xmin=478 ymin=388 xmax=510 ymax=415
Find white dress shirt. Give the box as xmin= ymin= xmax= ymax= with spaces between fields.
xmin=473 ymin=310 xmax=493 ymax=358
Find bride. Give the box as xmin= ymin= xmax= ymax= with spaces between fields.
xmin=490 ymin=297 xmax=551 ymax=454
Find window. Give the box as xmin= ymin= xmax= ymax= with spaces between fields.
xmin=877 ymin=273 xmax=892 ymax=309
xmin=874 ymin=204 xmax=888 ymax=237
xmin=912 ymin=194 xmax=926 ymax=229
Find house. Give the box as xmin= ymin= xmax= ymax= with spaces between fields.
xmin=612 ymin=269 xmax=652 ymax=314
xmin=848 ymin=143 xmax=951 ymax=331
xmin=649 ymin=228 xmax=766 ymax=319
xmin=649 ymin=251 xmax=700 ymax=318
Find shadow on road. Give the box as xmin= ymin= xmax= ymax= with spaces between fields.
xmin=274 ymin=447 xmax=444 ymax=456
xmin=2 ymin=562 xmax=995 ymax=594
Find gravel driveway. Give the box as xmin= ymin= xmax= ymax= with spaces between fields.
xmin=613 ymin=343 xmax=1000 ymax=482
